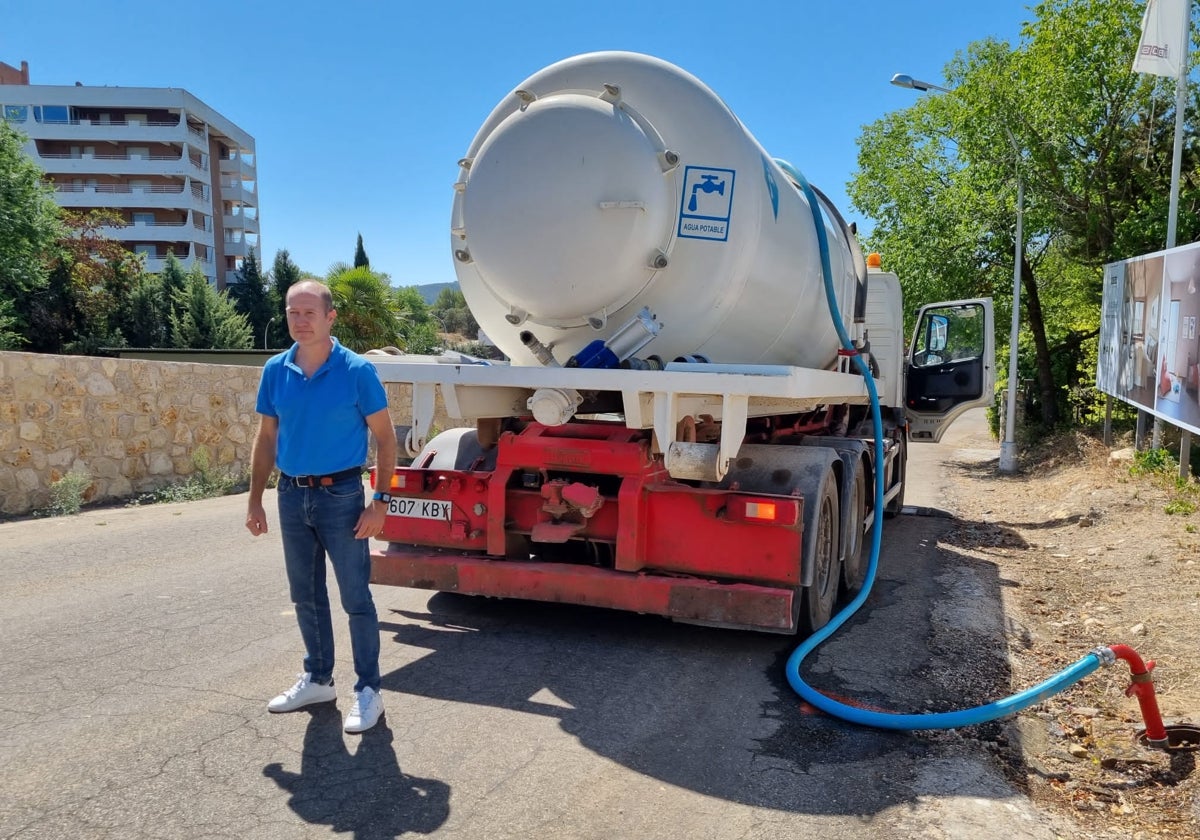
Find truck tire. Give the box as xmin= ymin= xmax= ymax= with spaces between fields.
xmin=801 ymin=469 xmax=841 ymax=634
xmin=841 ymin=457 xmax=867 ymax=598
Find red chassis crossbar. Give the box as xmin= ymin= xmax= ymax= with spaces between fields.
xmin=371 ymin=548 xmax=797 ymax=631
xmin=370 ymin=422 xmax=805 ymax=633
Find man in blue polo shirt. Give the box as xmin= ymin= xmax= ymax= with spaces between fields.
xmin=246 ymin=280 xmax=397 ymax=734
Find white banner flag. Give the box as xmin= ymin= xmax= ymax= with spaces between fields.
xmin=1133 ymin=0 xmax=1190 ymax=77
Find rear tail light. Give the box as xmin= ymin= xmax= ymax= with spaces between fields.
xmin=727 ymin=496 xmax=799 ymax=526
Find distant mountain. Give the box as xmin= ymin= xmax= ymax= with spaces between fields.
xmin=410 ymin=282 xmax=458 ymax=305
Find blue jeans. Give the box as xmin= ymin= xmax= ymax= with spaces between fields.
xmin=276 ymin=476 xmax=380 ymax=693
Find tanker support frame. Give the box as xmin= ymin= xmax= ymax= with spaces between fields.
xmin=365 ymin=341 xmax=988 ymax=635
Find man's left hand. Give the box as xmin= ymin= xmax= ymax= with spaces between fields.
xmin=354 ymin=502 xmax=388 ymax=540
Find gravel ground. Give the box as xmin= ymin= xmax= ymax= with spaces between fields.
xmin=941 ymin=428 xmax=1200 ymax=838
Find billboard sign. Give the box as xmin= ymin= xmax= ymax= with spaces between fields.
xmin=1099 ymin=241 xmax=1200 ymax=435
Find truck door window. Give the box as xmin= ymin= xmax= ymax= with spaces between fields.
xmin=913 ymin=306 xmax=983 ymax=367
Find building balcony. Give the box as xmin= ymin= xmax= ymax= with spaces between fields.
xmin=223 ymin=213 xmax=259 ymax=234
xmin=101 ymin=220 xmax=206 ymax=243
xmin=218 ymin=154 xmax=256 ymax=177
xmin=53 ymin=182 xmax=192 ymax=210
xmin=143 ymin=250 xmax=215 ymax=275
xmin=19 ymin=118 xmax=195 ymax=145
xmin=142 ymin=255 xmax=173 ymax=274
xmin=218 ymin=179 xmax=257 ymax=205
xmin=38 ymin=152 xmax=195 ymax=178
xmin=188 ymin=184 xmax=212 ymax=213
xmin=223 ymin=238 xmax=248 ymax=258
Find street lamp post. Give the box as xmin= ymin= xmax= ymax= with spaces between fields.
xmin=891 ymin=73 xmax=1022 ymax=473
xmin=264 ymin=316 xmax=275 ymax=350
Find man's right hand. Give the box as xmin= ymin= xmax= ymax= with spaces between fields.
xmin=246 ymin=415 xmax=278 ymax=538
xmin=246 ymin=501 xmax=269 ymax=536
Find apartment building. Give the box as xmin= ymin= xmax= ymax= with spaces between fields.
xmin=0 ymin=60 xmax=258 ymax=289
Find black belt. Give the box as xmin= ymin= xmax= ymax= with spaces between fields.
xmin=280 ymin=466 xmax=363 ymax=487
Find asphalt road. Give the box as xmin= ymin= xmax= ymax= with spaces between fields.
xmin=0 ymin=409 xmax=1082 ymax=839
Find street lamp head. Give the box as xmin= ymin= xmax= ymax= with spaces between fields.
xmin=890 ymin=73 xmax=952 ymax=94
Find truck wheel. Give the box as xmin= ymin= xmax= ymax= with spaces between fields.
xmin=840 ymin=458 xmax=867 ymax=598
xmin=802 ymin=470 xmax=841 ymax=634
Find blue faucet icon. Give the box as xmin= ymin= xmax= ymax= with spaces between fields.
xmin=687 ymin=175 xmax=725 ymax=212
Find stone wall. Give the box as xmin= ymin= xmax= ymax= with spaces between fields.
xmin=0 ymin=352 xmax=261 ymax=516
xmin=0 ymin=351 xmax=458 ymax=517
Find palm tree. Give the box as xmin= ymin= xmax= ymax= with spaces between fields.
xmin=326 ymin=265 xmax=403 ymax=352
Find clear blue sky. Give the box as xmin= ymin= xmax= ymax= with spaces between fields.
xmin=4 ymin=0 xmax=1035 ymax=288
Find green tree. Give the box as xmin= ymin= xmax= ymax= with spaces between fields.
xmin=353 ymin=233 xmax=370 ymax=268
xmin=393 ymin=286 xmax=430 ymax=323
xmin=394 ymin=285 xmax=441 ymax=353
xmin=229 ymin=247 xmax=274 ymax=347
xmin=0 ymin=121 xmax=62 ymax=344
xmin=120 ymin=272 xmax=169 ymax=347
xmin=270 ymin=249 xmax=302 ymax=347
xmin=431 ymin=287 xmax=478 ymax=338
xmin=158 ymin=251 xmax=189 ymax=328
xmin=0 ymin=298 xmax=21 ymax=350
xmin=23 ymin=210 xmax=144 ymax=354
xmin=171 ymin=265 xmax=253 ymax=349
xmin=849 ymin=0 xmax=1189 ymax=428
xmin=326 ymin=264 xmax=402 ymax=351
xmin=272 ymin=249 xmax=302 ymax=300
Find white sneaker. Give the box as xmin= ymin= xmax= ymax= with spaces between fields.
xmin=344 ymin=687 xmax=384 ymax=733
xmin=267 ymin=673 xmax=337 ymax=713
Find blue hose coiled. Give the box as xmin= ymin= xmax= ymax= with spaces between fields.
xmin=775 ymin=160 xmax=1097 ymax=729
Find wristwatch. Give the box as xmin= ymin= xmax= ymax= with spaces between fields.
xmin=372 ymin=491 xmax=392 ymax=504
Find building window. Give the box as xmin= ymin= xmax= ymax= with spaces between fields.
xmin=3 ymin=104 xmax=27 ymax=122
xmin=33 ymin=105 xmax=70 ymax=124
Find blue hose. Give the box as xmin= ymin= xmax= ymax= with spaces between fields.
xmin=775 ymin=159 xmax=1100 ymax=729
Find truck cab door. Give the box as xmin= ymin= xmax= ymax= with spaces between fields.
xmin=905 ymin=298 xmax=995 ymax=443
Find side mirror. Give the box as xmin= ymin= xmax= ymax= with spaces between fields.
xmin=928 ymin=314 xmax=948 ymax=353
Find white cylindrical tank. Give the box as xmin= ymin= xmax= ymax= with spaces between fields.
xmin=451 ymin=51 xmax=863 ymax=368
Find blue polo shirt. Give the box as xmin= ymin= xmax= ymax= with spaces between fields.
xmin=256 ymin=338 xmax=388 ymax=477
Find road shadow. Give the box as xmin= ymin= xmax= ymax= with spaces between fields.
xmin=263 ymin=704 xmax=450 ymax=839
xmin=376 ymin=511 xmax=1039 ymax=817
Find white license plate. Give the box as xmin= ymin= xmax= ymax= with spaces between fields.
xmin=387 ymin=496 xmax=452 ymax=520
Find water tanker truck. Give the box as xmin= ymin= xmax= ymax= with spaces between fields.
xmin=367 ymin=51 xmax=995 ymax=634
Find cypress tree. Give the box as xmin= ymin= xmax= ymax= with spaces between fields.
xmin=271 ymin=249 xmax=302 ymax=346
xmin=229 ymin=247 xmax=273 ymax=346
xmin=353 ymin=233 xmax=369 ymax=268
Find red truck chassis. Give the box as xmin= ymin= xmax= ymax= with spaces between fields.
xmin=371 ymin=421 xmax=807 ymax=632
